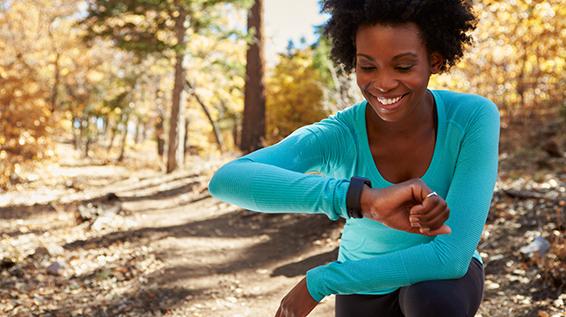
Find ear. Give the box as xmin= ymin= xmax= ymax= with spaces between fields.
xmin=429 ymin=52 xmax=444 ymax=74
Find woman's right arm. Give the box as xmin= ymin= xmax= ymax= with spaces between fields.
xmin=209 ymin=115 xmax=450 ymax=233
xmin=208 ymin=122 xmax=352 ymax=221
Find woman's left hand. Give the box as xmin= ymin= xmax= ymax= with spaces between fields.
xmin=275 ymin=277 xmax=318 ymax=317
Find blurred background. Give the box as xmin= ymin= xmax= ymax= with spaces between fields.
xmin=0 ymin=0 xmax=564 ymax=316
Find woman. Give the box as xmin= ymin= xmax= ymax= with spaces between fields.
xmin=209 ymin=0 xmax=499 ymax=316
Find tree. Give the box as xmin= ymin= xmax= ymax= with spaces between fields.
xmin=82 ymin=0 xmax=250 ymax=172
xmin=311 ymin=35 xmax=360 ymax=112
xmin=167 ymin=1 xmax=188 ymax=172
xmin=240 ymin=0 xmax=266 ymax=153
xmin=0 ymin=61 xmax=51 ymax=188
xmin=0 ymin=0 xmax=78 ymax=187
xmin=430 ymin=0 xmax=564 ymax=120
xmin=265 ymin=47 xmax=329 ymax=144
xmin=181 ymin=7 xmax=248 ymax=153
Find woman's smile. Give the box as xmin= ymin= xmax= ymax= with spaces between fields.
xmin=372 ymin=93 xmax=410 ymax=112
xmin=364 ymin=84 xmax=411 ymax=114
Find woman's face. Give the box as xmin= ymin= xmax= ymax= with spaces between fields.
xmin=355 ymin=23 xmax=442 ymax=123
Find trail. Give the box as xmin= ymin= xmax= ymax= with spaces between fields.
xmin=0 ymin=158 xmax=340 ymax=316
xmin=0 ymin=151 xmax=563 ymax=316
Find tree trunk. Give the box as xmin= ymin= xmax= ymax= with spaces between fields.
xmin=48 ymin=19 xmax=60 ymax=113
xmin=240 ymin=0 xmax=266 ymax=153
xmin=141 ymin=122 xmax=147 ymax=143
xmin=107 ymin=120 xmax=118 ymax=153
xmin=185 ymin=79 xmax=223 ymax=152
xmin=154 ymin=88 xmax=165 ymax=158
xmin=50 ymin=52 xmax=61 ymax=113
xmin=134 ymin=118 xmax=141 ymax=144
xmin=80 ymin=117 xmax=89 ymax=158
xmin=155 ymin=111 xmax=165 ymax=158
xmin=117 ymin=115 xmax=130 ymax=162
xmin=232 ymin=116 xmax=240 ymax=149
xmin=166 ymin=3 xmax=187 ymax=173
xmin=183 ymin=117 xmax=190 ymax=155
xmin=156 ymin=126 xmax=165 ymax=158
xmin=516 ymin=46 xmax=528 ymax=121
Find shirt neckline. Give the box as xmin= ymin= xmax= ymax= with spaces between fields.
xmin=357 ymin=89 xmax=446 ymax=186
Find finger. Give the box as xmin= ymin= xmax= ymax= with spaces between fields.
xmin=416 ymin=203 xmax=448 ymax=234
xmin=410 ymin=197 xmax=447 ymax=229
xmin=408 ymin=206 xmax=423 ymax=228
xmin=410 ymin=178 xmax=432 ymax=202
xmin=422 ymin=196 xmax=441 ymax=214
xmin=416 ymin=211 xmax=447 ymax=233
xmin=409 ymin=217 xmax=421 ymax=228
xmin=409 ymin=203 xmax=433 ymax=228
xmin=410 ymin=197 xmax=440 ymax=216
xmin=421 ymin=207 xmax=450 ymax=230
xmin=409 ymin=204 xmax=424 ymax=216
xmin=415 ymin=203 xmax=447 ymax=224
xmin=424 ymin=224 xmax=452 ymax=236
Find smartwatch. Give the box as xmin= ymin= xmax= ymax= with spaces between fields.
xmin=346 ymin=176 xmax=372 ymax=219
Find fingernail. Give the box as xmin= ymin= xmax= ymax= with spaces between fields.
xmin=411 ymin=222 xmax=421 ymax=228
xmin=410 ymin=217 xmax=418 ymax=223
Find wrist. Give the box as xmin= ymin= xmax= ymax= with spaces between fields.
xmin=346 ymin=177 xmax=372 ymax=218
xmin=360 ymin=185 xmax=374 ymax=218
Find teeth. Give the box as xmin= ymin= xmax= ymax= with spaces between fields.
xmin=377 ymin=95 xmax=402 ymax=105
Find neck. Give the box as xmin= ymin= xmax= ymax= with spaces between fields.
xmin=367 ymin=90 xmax=435 ymax=137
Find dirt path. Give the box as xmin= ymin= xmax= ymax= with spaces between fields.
xmin=0 ymin=159 xmax=339 ymax=316
xmin=0 ymin=157 xmax=564 ymax=316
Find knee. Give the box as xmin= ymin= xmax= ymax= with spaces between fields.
xmin=400 ymin=283 xmax=468 ymax=317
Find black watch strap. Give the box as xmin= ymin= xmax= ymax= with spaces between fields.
xmin=346 ymin=177 xmax=372 ymax=219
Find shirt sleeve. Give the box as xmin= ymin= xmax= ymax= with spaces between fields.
xmin=208 ymin=116 xmax=355 ymax=221
xmin=305 ymin=102 xmax=500 ymax=302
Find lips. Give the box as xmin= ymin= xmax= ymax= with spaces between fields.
xmin=377 ymin=95 xmax=403 ymax=105
xmin=372 ymin=93 xmax=409 ymax=111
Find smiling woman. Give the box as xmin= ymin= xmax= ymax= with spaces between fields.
xmin=209 ymin=1 xmax=500 ymax=316
xmin=356 ymin=23 xmax=440 ymax=124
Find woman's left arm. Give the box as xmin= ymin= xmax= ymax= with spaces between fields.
xmin=285 ymin=102 xmax=500 ymax=309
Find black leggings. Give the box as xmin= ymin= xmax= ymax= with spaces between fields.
xmin=335 ymin=258 xmax=484 ymax=317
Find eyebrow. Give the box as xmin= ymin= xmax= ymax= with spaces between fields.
xmin=356 ymin=52 xmax=418 ymax=61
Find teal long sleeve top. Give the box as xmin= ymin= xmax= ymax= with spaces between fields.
xmin=208 ymin=89 xmax=500 ymax=302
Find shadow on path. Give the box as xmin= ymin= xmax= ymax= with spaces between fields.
xmin=118 ymin=181 xmax=202 ymax=202
xmin=64 ymin=205 xmax=342 ymax=282
xmin=271 ymin=248 xmax=339 ymax=278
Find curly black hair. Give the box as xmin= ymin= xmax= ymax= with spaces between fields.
xmin=321 ymin=0 xmax=477 ymax=73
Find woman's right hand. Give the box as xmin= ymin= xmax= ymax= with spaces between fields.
xmin=360 ymin=178 xmax=451 ymax=236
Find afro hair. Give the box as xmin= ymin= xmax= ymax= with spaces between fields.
xmin=321 ymin=0 xmax=478 ymax=73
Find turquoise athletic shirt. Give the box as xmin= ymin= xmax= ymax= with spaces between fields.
xmin=208 ymin=89 xmax=500 ymax=302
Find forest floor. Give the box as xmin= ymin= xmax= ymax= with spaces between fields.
xmin=0 ymin=117 xmax=565 ymax=317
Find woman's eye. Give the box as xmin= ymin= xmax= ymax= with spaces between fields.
xmin=359 ymin=66 xmax=376 ymax=72
xmin=396 ymin=65 xmax=414 ymax=72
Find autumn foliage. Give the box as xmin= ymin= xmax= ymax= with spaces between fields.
xmin=265 ymin=48 xmax=329 ymax=144
xmin=0 ymin=0 xmax=564 ymax=189
xmin=431 ymin=0 xmax=564 ymax=119
xmin=0 ymin=62 xmax=52 ymax=188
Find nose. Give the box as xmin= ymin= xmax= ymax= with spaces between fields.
xmin=371 ymin=71 xmax=398 ymax=93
